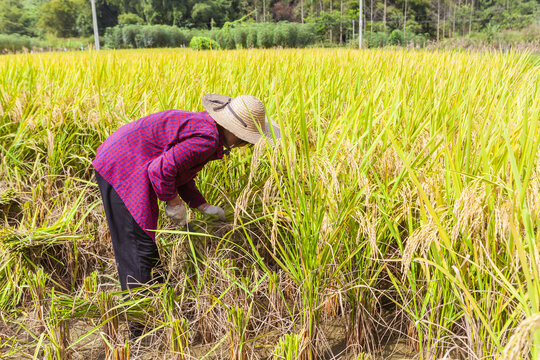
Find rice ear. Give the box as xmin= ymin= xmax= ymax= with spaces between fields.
xmin=501 ymin=313 xmax=540 ymax=360
xmin=402 ymin=221 xmax=439 ymax=278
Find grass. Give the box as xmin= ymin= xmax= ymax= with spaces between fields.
xmin=0 ymin=48 xmax=539 ymax=359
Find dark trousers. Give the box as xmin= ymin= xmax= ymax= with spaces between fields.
xmin=95 ymin=170 xmax=162 ymax=291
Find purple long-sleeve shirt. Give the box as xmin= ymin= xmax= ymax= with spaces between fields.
xmin=93 ymin=110 xmax=224 ymax=239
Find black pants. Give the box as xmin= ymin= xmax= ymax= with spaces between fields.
xmin=95 ymin=170 xmax=162 ymax=291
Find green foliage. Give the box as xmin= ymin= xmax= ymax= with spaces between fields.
xmin=366 ymin=31 xmax=379 ymax=48
xmin=189 ymin=36 xmax=220 ymax=50
xmin=273 ymin=333 xmax=303 ymax=359
xmin=118 ymin=12 xmax=145 ymax=25
xmin=191 ymin=3 xmax=213 ymax=26
xmin=233 ymin=27 xmax=247 ymax=49
xmin=104 ymin=26 xmax=122 ymax=49
xmin=480 ymin=0 xmax=539 ymax=30
xmin=283 ymin=22 xmax=298 ymax=47
xmin=75 ymin=8 xmax=93 ymax=37
xmin=246 ymin=25 xmax=258 ymax=48
xmin=103 ymin=22 xmax=317 ymax=50
xmin=0 ymin=0 xmax=26 ymax=35
xmin=307 ymin=10 xmax=341 ymax=42
xmin=121 ymin=24 xmax=138 ymax=48
xmin=142 ymin=25 xmax=170 ymax=47
xmin=37 ymin=0 xmax=78 ymax=37
xmin=273 ymin=24 xmax=286 ymax=48
xmin=169 ymin=26 xmax=189 ymax=47
xmin=297 ymin=23 xmax=316 ymax=47
xmin=388 ymin=29 xmax=404 ymax=45
xmin=413 ymin=33 xmax=427 ymax=47
xmin=257 ymin=23 xmax=274 ymax=48
xmin=1 ymin=0 xmax=539 ymax=46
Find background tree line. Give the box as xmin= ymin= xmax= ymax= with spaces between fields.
xmin=0 ymin=0 xmax=538 ymax=44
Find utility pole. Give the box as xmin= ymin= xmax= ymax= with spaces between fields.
xmin=437 ymin=0 xmax=440 ymax=41
xmin=340 ymin=0 xmax=343 ymax=45
xmin=359 ymin=0 xmax=363 ymax=48
xmin=90 ymin=0 xmax=100 ymax=50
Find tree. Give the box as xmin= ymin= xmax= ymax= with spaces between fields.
xmin=0 ymin=0 xmax=27 ymax=34
xmin=308 ymin=10 xmax=341 ymax=42
xmin=191 ymin=3 xmax=213 ymax=26
xmin=37 ymin=0 xmax=78 ymax=37
xmin=118 ymin=12 xmax=144 ymax=25
xmin=273 ymin=1 xmax=296 ymax=21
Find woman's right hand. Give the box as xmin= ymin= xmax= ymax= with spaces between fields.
xmin=165 ymin=197 xmax=187 ymax=226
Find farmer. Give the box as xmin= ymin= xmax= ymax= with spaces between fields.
xmin=92 ymin=94 xmax=280 ymax=337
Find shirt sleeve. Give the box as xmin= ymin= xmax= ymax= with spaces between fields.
xmin=177 ymin=179 xmax=207 ymax=208
xmin=147 ymin=135 xmax=216 ymax=202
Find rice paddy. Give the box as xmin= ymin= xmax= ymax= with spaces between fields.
xmin=0 ymin=48 xmax=539 ymax=359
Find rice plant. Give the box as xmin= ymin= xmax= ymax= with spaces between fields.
xmin=0 ymin=48 xmax=539 ymax=359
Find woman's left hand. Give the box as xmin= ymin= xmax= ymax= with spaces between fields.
xmin=198 ymin=203 xmax=226 ymax=221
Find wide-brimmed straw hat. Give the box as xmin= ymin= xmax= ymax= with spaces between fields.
xmin=202 ymin=94 xmax=280 ymax=145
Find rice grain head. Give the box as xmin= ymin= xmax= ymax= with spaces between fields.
xmin=494 ymin=201 xmax=512 ymax=243
xmin=376 ymin=146 xmax=403 ymax=180
xmin=501 ymin=313 xmax=540 ymax=360
xmin=353 ymin=209 xmax=379 ymax=257
xmin=402 ymin=221 xmax=439 ymax=278
xmin=247 ymin=139 xmax=266 ymax=186
xmin=451 ymin=182 xmax=486 ymax=242
xmin=526 ymin=151 xmax=540 ymax=220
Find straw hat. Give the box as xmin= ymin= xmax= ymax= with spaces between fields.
xmin=202 ymin=94 xmax=280 ymax=145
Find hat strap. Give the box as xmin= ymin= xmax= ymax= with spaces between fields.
xmin=210 ymin=98 xmax=248 ymax=128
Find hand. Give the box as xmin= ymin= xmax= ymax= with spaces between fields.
xmin=198 ymin=203 xmax=226 ymax=221
xmin=165 ymin=202 xmax=187 ymax=226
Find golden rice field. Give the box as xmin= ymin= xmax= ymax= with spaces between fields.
xmin=0 ymin=48 xmax=539 ymax=360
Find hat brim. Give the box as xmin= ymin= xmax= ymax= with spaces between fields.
xmin=202 ymin=94 xmax=281 ymax=146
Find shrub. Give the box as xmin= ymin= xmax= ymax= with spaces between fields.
xmin=210 ymin=31 xmax=224 ymax=48
xmin=522 ymin=24 xmax=540 ymax=42
xmin=404 ymin=30 xmax=416 ymax=45
xmin=366 ymin=31 xmax=379 ymax=48
xmin=135 ymin=33 xmax=144 ymax=48
xmin=414 ymin=34 xmax=427 ymax=48
xmin=377 ymin=32 xmax=388 ymax=47
xmin=212 ymin=30 xmax=235 ymax=50
xmin=169 ymin=27 xmax=187 ymax=47
xmin=0 ymin=34 xmax=43 ymax=52
xmin=233 ymin=27 xmax=248 ymax=49
xmin=246 ymin=26 xmax=258 ymax=48
xmin=102 ymin=23 xmax=318 ymax=50
xmin=189 ymin=36 xmax=221 ymax=50
xmin=273 ymin=23 xmax=288 ymax=47
xmin=297 ymin=23 xmax=315 ymax=47
xmin=284 ymin=22 xmax=299 ymax=47
xmin=104 ymin=26 xmax=123 ymax=49
xmin=388 ymin=29 xmax=404 ymax=46
xmin=221 ymin=30 xmax=236 ymax=50
xmin=258 ymin=24 xmax=274 ymax=48
xmin=154 ymin=26 xmax=172 ymax=47
xmin=141 ymin=26 xmax=156 ymax=48
xmin=122 ymin=25 xmax=139 ymax=48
